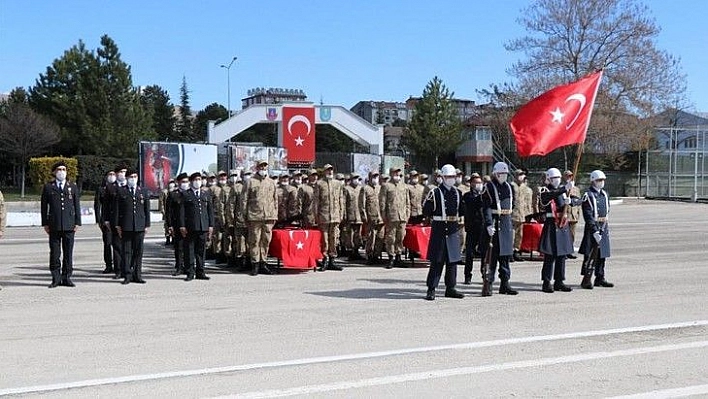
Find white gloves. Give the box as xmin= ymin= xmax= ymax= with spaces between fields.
xmin=593 ymin=231 xmax=602 ymax=243
xmin=487 ymin=225 xmax=496 ymax=237
xmin=565 ymin=180 xmax=575 ymax=191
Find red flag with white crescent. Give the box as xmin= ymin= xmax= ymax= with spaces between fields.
xmin=282 ymin=106 xmax=315 ymax=163
xmin=509 ymin=71 xmax=603 ymax=157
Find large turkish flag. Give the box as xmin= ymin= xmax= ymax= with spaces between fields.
xmin=282 ymin=106 xmax=315 ymax=163
xmin=510 ymin=71 xmax=603 ymax=157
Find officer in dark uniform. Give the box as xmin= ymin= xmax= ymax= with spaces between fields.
xmin=537 ymin=168 xmax=574 ymax=293
xmin=167 ymin=172 xmax=189 ymax=275
xmin=481 ymin=162 xmax=518 ymax=296
xmin=579 ymin=170 xmax=614 ymax=289
xmin=179 ymin=172 xmax=214 ymax=281
xmin=114 ymin=169 xmax=151 ymax=285
xmin=102 ymin=164 xmax=128 ymax=279
xmin=462 ymin=173 xmax=485 ymax=285
xmin=41 ymin=161 xmax=81 ymax=288
xmin=423 ymin=164 xmax=465 ymax=301
xmin=94 ymin=170 xmax=116 ymax=274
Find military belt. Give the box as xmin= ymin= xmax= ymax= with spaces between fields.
xmin=596 ymin=217 xmax=608 ymax=222
xmin=432 ymin=216 xmax=459 ymax=222
xmin=491 ymin=209 xmax=512 ymax=215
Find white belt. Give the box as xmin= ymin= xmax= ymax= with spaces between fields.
xmin=432 ymin=216 xmax=459 ymax=222
xmin=596 ymin=217 xmax=608 ymax=222
xmin=492 ymin=209 xmax=512 ymax=215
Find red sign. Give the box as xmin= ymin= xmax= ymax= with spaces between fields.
xmin=509 ymin=71 xmax=603 ymax=157
xmin=282 ymin=106 xmax=315 ymax=163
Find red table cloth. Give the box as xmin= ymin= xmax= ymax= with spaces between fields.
xmin=520 ymin=222 xmax=542 ymax=253
xmin=403 ymin=225 xmax=431 ymax=260
xmin=269 ymin=228 xmax=322 ymax=269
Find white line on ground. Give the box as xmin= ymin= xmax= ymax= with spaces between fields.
xmin=220 ymin=341 xmax=708 ymax=399
xmin=0 ymin=320 xmax=706 ymax=397
xmin=605 ymin=384 xmax=708 ymax=399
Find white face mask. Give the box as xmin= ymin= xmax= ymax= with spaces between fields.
xmin=293 ymin=179 xmax=302 ymax=186
xmin=218 ymin=179 xmax=227 ymax=185
xmin=179 ymin=182 xmax=190 ymax=191
xmin=496 ymin=173 xmax=507 ymax=182
xmin=280 ymin=180 xmax=289 ymax=186
xmin=325 ymin=172 xmax=334 ymax=179
xmin=410 ymin=178 xmax=419 ymax=184
xmin=127 ymin=177 xmax=138 ymax=188
xmin=392 ymin=175 xmax=401 ymax=183
xmin=455 ymin=176 xmax=462 ymax=185
xmin=192 ymin=180 xmax=202 ymax=189
xmin=258 ymin=170 xmax=268 ymax=177
xmin=474 ymin=183 xmax=483 ymax=192
xmin=370 ymin=177 xmax=379 ymax=186
xmin=435 ymin=177 xmax=443 ymax=185
xmin=116 ymin=172 xmax=126 ymax=182
xmin=550 ymin=177 xmax=561 ymax=188
xmin=517 ymin=175 xmax=526 ymax=183
xmin=594 ymin=181 xmax=605 ymax=190
xmin=55 ymin=170 xmax=67 ymax=181
xmin=168 ymin=183 xmax=176 ymax=191
xmin=230 ymin=176 xmax=238 ymax=184
xmin=243 ymin=175 xmax=251 ymax=182
xmin=107 ymin=175 xmax=117 ymax=184
xmin=444 ymin=177 xmax=456 ymax=187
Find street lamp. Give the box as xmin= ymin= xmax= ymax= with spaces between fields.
xmin=220 ymin=56 xmax=237 ymax=116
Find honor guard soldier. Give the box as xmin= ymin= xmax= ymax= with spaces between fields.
xmin=407 ymin=170 xmax=425 ymax=225
xmin=313 ymin=164 xmax=344 ymax=271
xmin=511 ymin=169 xmax=534 ymax=262
xmin=462 ymin=173 xmax=485 ymax=285
xmin=168 ymin=173 xmax=189 ymax=275
xmin=298 ymin=169 xmax=318 ymax=228
xmin=360 ymin=171 xmax=385 ymax=265
xmin=179 ymin=172 xmax=214 ymax=281
xmin=579 ymin=170 xmax=614 ymax=289
xmin=481 ymin=162 xmax=518 ymax=296
xmin=563 ymin=170 xmax=581 ymax=259
xmin=241 ymin=160 xmax=278 ymax=275
xmin=379 ymin=167 xmax=410 ymax=268
xmin=423 ymin=164 xmax=465 ymax=300
xmin=342 ymin=172 xmax=364 ymax=260
xmin=94 ymin=170 xmax=116 ymax=274
xmin=41 ymin=161 xmax=81 ymax=288
xmin=113 ymin=169 xmax=150 ymax=285
xmin=537 ymin=168 xmax=574 ymax=293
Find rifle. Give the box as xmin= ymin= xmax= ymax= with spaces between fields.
xmin=480 ymin=217 xmax=498 ymax=297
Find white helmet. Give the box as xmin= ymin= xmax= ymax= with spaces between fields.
xmin=546 ymin=168 xmax=562 ymax=179
xmin=440 ymin=164 xmax=457 ymax=177
xmin=492 ymin=162 xmax=509 ymax=174
xmin=590 ymin=170 xmax=606 ymax=181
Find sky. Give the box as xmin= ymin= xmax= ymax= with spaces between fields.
xmin=1 ymin=0 xmax=706 ymax=113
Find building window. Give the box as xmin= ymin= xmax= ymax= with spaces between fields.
xmin=475 ymin=127 xmax=491 ymax=140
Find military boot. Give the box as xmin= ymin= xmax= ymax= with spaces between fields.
xmin=553 ymin=280 xmax=572 ymax=292
xmin=329 ymin=257 xmax=343 ymax=271
xmin=444 ymin=288 xmax=464 ymax=299
xmin=499 ymin=280 xmax=519 ymax=295
xmin=463 ymin=276 xmax=472 ymax=285
xmin=48 ymin=270 xmax=61 ymax=288
xmin=250 ymin=260 xmax=259 ymax=276
xmin=259 ymin=262 xmax=274 ymax=275
xmin=318 ymin=256 xmax=329 ymax=272
xmin=542 ymin=280 xmax=554 ymax=293
xmin=594 ymin=277 xmax=614 ymax=287
xmin=580 ymin=274 xmax=594 ymax=289
xmin=481 ymin=280 xmax=492 ymax=297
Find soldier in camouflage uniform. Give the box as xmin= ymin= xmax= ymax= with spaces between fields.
xmin=379 ymin=167 xmax=410 ymax=268
xmin=286 ymin=171 xmax=303 ymax=223
xmin=228 ymin=170 xmax=248 ymax=270
xmin=276 ymin=172 xmax=296 ymax=226
xmin=360 ymin=170 xmax=385 ymax=265
xmin=342 ymin=172 xmax=364 ymax=260
xmin=241 ymin=161 xmax=278 ymax=275
xmin=298 ymin=169 xmax=318 ymax=228
xmin=563 ymin=170 xmax=581 ymax=259
xmin=313 ymin=164 xmax=344 ymax=271
xmin=407 ymin=170 xmax=425 ymax=225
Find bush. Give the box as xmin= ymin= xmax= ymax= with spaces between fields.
xmin=29 ymin=156 xmax=78 ymax=191
xmin=75 ymin=155 xmax=137 ymax=192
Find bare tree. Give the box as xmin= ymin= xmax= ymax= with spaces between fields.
xmin=495 ymin=0 xmax=687 ymax=167
xmin=0 ymin=103 xmax=60 ymax=197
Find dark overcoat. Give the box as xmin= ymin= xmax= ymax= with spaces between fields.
xmin=482 ymin=180 xmax=514 ymax=256
xmin=422 ymin=185 xmax=463 ymax=264
xmin=113 ymin=185 xmax=151 ymax=232
xmin=538 ymin=185 xmax=574 ymax=256
xmin=578 ymin=187 xmax=611 ymax=258
xmin=41 ymin=180 xmax=81 ymax=232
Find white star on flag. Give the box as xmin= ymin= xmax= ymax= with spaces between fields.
xmin=550 ymin=107 xmax=565 ymax=123
xmin=296 ymin=241 xmax=304 ymax=250
xmin=294 ymin=136 xmax=304 ymax=146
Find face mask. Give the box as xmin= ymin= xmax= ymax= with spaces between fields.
xmin=280 ymin=180 xmax=289 ymax=186
xmin=517 ymin=175 xmax=526 ymax=183
xmin=127 ymin=177 xmax=137 ymax=188
xmin=107 ymin=175 xmax=117 ymax=184
xmin=444 ymin=177 xmax=456 ymax=187
xmin=326 ymin=172 xmax=334 ymax=179
xmin=392 ymin=175 xmax=401 ymax=183
xmin=179 ymin=182 xmax=189 ymax=191
xmin=55 ymin=171 xmax=67 ymax=181
xmin=410 ymin=178 xmax=419 ymax=184
xmin=293 ymin=179 xmax=302 ymax=186
xmin=117 ymin=172 xmax=126 ymax=182
xmin=594 ymin=181 xmax=605 ymax=190
xmin=243 ymin=175 xmax=251 ymax=182
xmin=230 ymin=176 xmax=238 ymax=184
xmin=455 ymin=176 xmax=462 ymax=185
xmin=550 ymin=177 xmax=561 ymax=188
xmin=351 ymin=179 xmax=360 ymax=187
xmin=474 ymin=183 xmax=483 ymax=192
xmin=370 ymin=177 xmax=379 ymax=185
xmin=218 ymin=179 xmax=227 ymax=185
xmin=258 ymin=170 xmax=268 ymax=177
xmin=168 ymin=183 xmax=176 ymax=191
xmin=496 ymin=173 xmax=507 ymax=182
xmin=192 ymin=180 xmax=202 ymax=189
xmin=435 ymin=177 xmax=443 ymax=185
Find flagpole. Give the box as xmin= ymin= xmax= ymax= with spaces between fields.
xmin=572 ymin=142 xmax=583 ymax=177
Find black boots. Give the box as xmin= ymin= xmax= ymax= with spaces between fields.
xmin=542 ymin=280 xmax=554 ymax=293
xmin=499 ymin=280 xmax=519 ymax=295
xmin=317 ymin=256 xmax=328 ymax=271
xmin=481 ymin=279 xmax=492 ymax=297
xmin=328 ymin=257 xmax=343 ymax=271
xmin=463 ymin=276 xmax=472 ymax=285
xmin=48 ymin=270 xmax=61 ymax=288
xmin=594 ymin=277 xmax=614 ymax=287
xmin=513 ymin=251 xmax=525 ymax=262
xmin=553 ymin=280 xmax=572 ymax=292
xmin=581 ymin=274 xmax=593 ymax=289
xmin=444 ymin=289 xmax=464 ymax=299
xmin=102 ymin=266 xmax=113 ymax=274
xmin=425 ymin=289 xmax=435 ymax=301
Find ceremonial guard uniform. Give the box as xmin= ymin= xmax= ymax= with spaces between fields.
xmin=342 ymin=173 xmax=364 ymax=260
xmin=423 ymin=164 xmax=465 ymax=300
xmin=462 ymin=174 xmax=485 ymax=285
xmin=94 ymin=171 xmax=115 ymax=274
xmin=113 ymin=170 xmax=150 ymax=285
xmin=359 ymin=171 xmax=385 ymax=265
xmin=511 ymin=169 xmax=534 ymax=261
xmin=407 ymin=170 xmax=425 ymax=225
xmin=179 ymin=172 xmax=214 ymax=281
xmin=241 ymin=160 xmax=278 ymax=275
xmin=481 ymin=162 xmax=518 ymax=296
xmin=537 ymin=168 xmax=574 ymax=293
xmin=379 ymin=167 xmax=410 ymax=268
xmin=579 ymin=170 xmax=614 ymax=289
xmin=41 ymin=161 xmax=81 ymax=288
xmin=313 ymin=164 xmax=344 ymax=271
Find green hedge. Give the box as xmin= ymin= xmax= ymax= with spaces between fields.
xmin=29 ymin=156 xmax=78 ymax=191
xmin=75 ymin=155 xmax=137 ymax=192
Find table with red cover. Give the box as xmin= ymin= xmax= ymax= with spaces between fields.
xmin=269 ymin=228 xmax=322 ymax=270
xmin=403 ymin=225 xmax=431 ymax=260
xmin=520 ymin=222 xmax=543 ymax=253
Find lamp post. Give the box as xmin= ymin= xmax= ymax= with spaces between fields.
xmin=220 ymin=56 xmax=237 ymax=116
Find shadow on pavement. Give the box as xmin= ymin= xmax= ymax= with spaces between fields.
xmin=306 ymin=287 xmax=424 ymax=300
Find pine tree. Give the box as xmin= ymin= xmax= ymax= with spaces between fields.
xmin=175 ymin=76 xmax=197 ymax=142
xmin=141 ymin=85 xmax=176 ymax=141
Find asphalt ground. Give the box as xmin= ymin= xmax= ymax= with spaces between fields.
xmin=0 ymin=200 xmax=707 ymax=398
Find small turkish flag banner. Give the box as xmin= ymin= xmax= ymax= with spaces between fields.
xmin=282 ymin=229 xmax=319 ymax=268
xmin=282 ymin=106 xmax=316 ymax=163
xmin=510 ymin=71 xmax=603 ymax=157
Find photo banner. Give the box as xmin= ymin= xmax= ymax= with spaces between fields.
xmin=139 ymin=142 xmax=217 ymax=197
